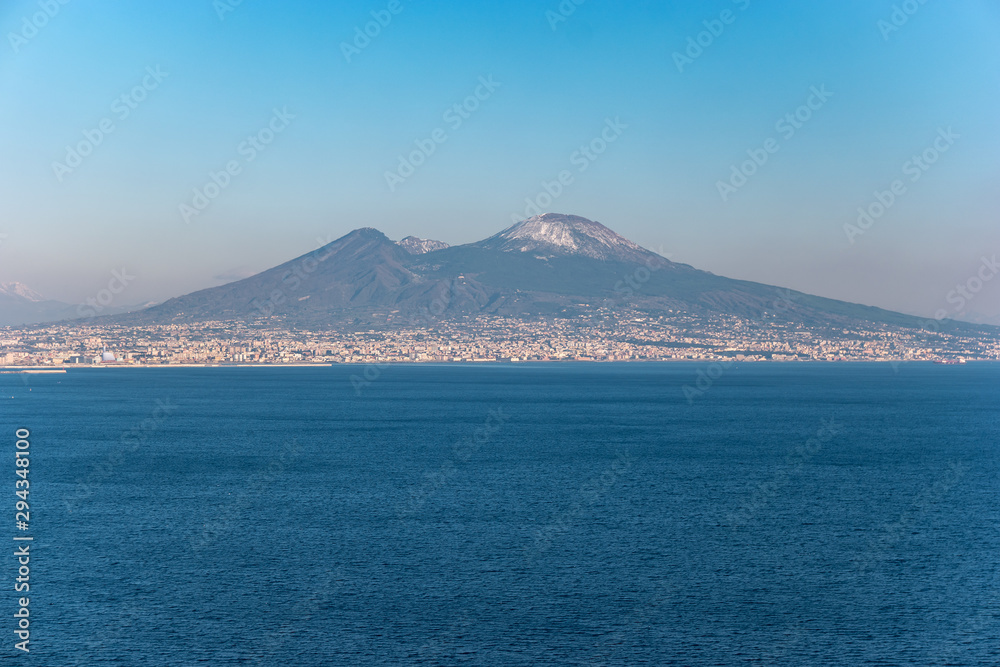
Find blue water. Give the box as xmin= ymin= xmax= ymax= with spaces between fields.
xmin=2 ymin=363 xmax=998 ymax=665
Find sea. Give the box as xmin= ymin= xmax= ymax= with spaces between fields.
xmin=2 ymin=362 xmax=998 ymax=665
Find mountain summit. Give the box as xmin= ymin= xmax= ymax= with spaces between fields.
xmin=398 ymin=236 xmax=450 ymax=255
xmin=474 ymin=213 xmax=656 ymax=263
xmin=0 ymin=282 xmax=44 ymax=302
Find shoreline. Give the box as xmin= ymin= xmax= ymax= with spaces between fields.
xmin=0 ymin=359 xmax=994 ymax=371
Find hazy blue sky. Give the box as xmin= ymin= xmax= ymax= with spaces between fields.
xmin=2 ymin=0 xmax=998 ymax=322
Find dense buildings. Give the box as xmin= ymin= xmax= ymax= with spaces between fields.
xmin=1 ymin=310 xmax=997 ymax=367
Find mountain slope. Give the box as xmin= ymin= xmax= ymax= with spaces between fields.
xmin=120 ymin=228 xmax=422 ymax=323
xmin=106 ymin=214 xmax=989 ymax=333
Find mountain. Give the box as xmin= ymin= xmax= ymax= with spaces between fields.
xmin=0 ymin=282 xmax=44 ymax=302
xmin=475 ymin=213 xmax=656 ymax=263
xmin=105 ymin=213 xmax=989 ymax=333
xmin=0 ymin=282 xmax=157 ymax=328
xmin=0 ymin=283 xmax=78 ymax=327
xmin=398 ymin=236 xmax=450 ymax=255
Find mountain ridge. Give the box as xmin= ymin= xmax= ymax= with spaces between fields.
xmin=100 ymin=214 xmax=993 ymax=335
xmin=398 ymin=236 xmax=450 ymax=255
xmin=4 ymin=214 xmax=995 ymax=335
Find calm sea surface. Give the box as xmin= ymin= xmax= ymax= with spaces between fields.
xmin=2 ymin=363 xmax=998 ymax=665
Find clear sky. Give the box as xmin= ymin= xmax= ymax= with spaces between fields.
xmin=1 ymin=0 xmax=998 ymax=323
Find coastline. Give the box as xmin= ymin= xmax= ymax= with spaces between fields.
xmin=1 ymin=358 xmax=995 ymax=371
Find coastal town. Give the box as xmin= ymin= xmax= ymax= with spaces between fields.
xmin=1 ymin=309 xmax=996 ymax=367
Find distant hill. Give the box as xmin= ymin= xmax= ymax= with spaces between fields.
xmin=0 ymin=282 xmax=77 ymax=327
xmin=106 ymin=213 xmax=993 ymax=335
xmin=0 ymin=282 xmax=154 ymax=328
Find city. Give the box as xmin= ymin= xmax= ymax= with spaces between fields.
xmin=2 ymin=310 xmax=996 ymax=367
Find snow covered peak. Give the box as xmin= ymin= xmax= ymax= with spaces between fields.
xmin=0 ymin=282 xmax=44 ymax=302
xmin=477 ymin=213 xmax=657 ymax=263
xmin=398 ymin=236 xmax=450 ymax=255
